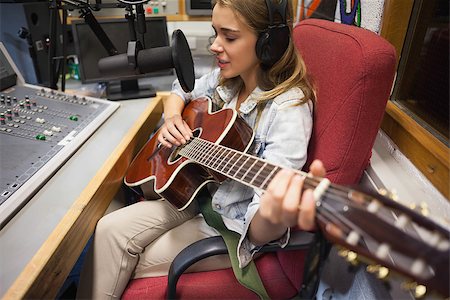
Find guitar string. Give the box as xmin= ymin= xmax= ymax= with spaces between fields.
xmin=180 ymin=137 xmax=410 ymax=252
xmin=180 ymin=137 xmax=352 ymax=198
xmin=316 ymin=204 xmax=445 ymax=295
xmin=182 ymin=140 xmax=362 ymax=223
xmin=183 ymin=137 xmax=406 ymax=242
xmin=183 ymin=137 xmax=309 ymax=184
xmin=179 ymin=137 xmax=373 ymax=228
xmin=316 ymin=202 xmax=434 ymax=277
xmin=316 ymin=201 xmax=373 ymax=247
xmin=182 ymin=137 xmax=284 ymax=190
xmin=181 ymin=137 xmax=354 ymax=207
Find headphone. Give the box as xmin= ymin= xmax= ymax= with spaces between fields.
xmin=255 ymin=0 xmax=290 ymax=68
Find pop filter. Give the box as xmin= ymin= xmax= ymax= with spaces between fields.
xmin=98 ymin=29 xmax=195 ymax=92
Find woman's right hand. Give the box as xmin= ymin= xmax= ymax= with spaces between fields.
xmin=157 ymin=114 xmax=193 ymax=148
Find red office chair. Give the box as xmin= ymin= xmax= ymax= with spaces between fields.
xmin=122 ymin=18 xmax=396 ymax=299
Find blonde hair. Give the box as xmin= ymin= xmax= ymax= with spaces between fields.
xmin=211 ymin=0 xmax=315 ymax=104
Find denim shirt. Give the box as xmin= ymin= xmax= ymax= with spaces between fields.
xmin=171 ymin=68 xmax=313 ymax=268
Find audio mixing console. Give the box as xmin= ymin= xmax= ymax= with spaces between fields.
xmin=0 ymin=43 xmax=120 ymax=228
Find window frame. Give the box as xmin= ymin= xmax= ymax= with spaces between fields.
xmin=379 ymin=0 xmax=449 ymax=199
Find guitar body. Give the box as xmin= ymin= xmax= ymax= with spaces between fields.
xmin=124 ymin=97 xmax=254 ymax=210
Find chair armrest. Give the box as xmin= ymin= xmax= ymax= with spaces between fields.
xmin=166 ymin=231 xmax=315 ymax=299
xmin=167 ymin=236 xmax=228 ymax=299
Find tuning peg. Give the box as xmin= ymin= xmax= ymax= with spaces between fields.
xmin=337 ymin=248 xmax=349 ymax=257
xmin=401 ymin=281 xmax=427 ymax=298
xmin=377 ymin=188 xmax=399 ymax=201
xmin=389 ymin=189 xmax=399 ymax=201
xmin=367 ymin=199 xmax=382 ymax=213
xmin=346 ymin=251 xmax=358 ymax=264
xmin=414 ymin=284 xmax=427 ymax=298
xmin=337 ymin=249 xmax=359 ymax=265
xmin=414 ymin=285 xmax=427 ymax=298
xmin=403 ymin=201 xmax=430 ymax=216
xmin=419 ymin=201 xmax=429 ymax=216
xmin=366 ymin=264 xmax=389 ymax=279
xmin=378 ymin=188 xmax=388 ymax=196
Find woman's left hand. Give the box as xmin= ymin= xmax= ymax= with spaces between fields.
xmin=259 ymin=160 xmax=326 ymax=231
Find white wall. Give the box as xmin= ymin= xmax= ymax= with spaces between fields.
xmin=368 ymin=131 xmax=449 ymax=226
xmin=167 ymin=21 xmax=213 ymax=56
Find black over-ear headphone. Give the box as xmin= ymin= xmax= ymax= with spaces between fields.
xmin=255 ymin=0 xmax=290 ymax=68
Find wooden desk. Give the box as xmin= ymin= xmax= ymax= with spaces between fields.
xmin=1 ymin=94 xmax=164 ymax=299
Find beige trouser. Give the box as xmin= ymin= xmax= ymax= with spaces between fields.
xmin=76 ymin=199 xmax=231 ymax=300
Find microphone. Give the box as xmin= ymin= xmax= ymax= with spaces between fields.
xmin=98 ymin=29 xmax=195 ymax=92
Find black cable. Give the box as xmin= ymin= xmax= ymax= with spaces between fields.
xmin=61 ymin=8 xmax=67 ymax=92
xmin=48 ymin=0 xmax=59 ymax=89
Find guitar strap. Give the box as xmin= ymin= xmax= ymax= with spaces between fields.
xmin=197 ymin=190 xmax=270 ymax=300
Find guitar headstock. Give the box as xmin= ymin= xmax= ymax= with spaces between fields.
xmin=316 ymin=184 xmax=450 ymax=298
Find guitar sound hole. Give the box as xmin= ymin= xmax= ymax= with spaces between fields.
xmin=168 ymin=128 xmax=202 ymax=164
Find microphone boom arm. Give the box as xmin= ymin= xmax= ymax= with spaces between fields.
xmin=79 ymin=7 xmax=119 ymax=56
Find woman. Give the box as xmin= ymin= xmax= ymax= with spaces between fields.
xmin=77 ymin=0 xmax=323 ymax=298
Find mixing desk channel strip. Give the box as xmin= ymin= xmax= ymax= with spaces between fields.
xmin=0 ymin=42 xmax=120 ymax=228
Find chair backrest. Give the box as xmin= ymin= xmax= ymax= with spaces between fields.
xmin=295 ymin=19 xmax=397 ymax=185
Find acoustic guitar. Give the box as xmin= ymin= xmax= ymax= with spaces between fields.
xmin=125 ymin=97 xmax=449 ymax=297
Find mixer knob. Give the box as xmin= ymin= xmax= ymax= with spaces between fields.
xmin=35 ymin=134 xmax=46 ymax=141
xmin=35 ymin=117 xmax=45 ymax=124
xmin=43 ymin=130 xmax=53 ymax=136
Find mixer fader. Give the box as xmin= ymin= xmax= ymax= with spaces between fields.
xmin=0 ymin=43 xmax=120 ymax=227
xmin=1 ymin=88 xmax=102 ymax=144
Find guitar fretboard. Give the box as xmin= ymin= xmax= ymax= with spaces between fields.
xmin=179 ymin=137 xmax=305 ymax=190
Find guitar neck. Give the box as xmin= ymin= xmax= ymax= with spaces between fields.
xmin=179 ymin=136 xmax=310 ymax=191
